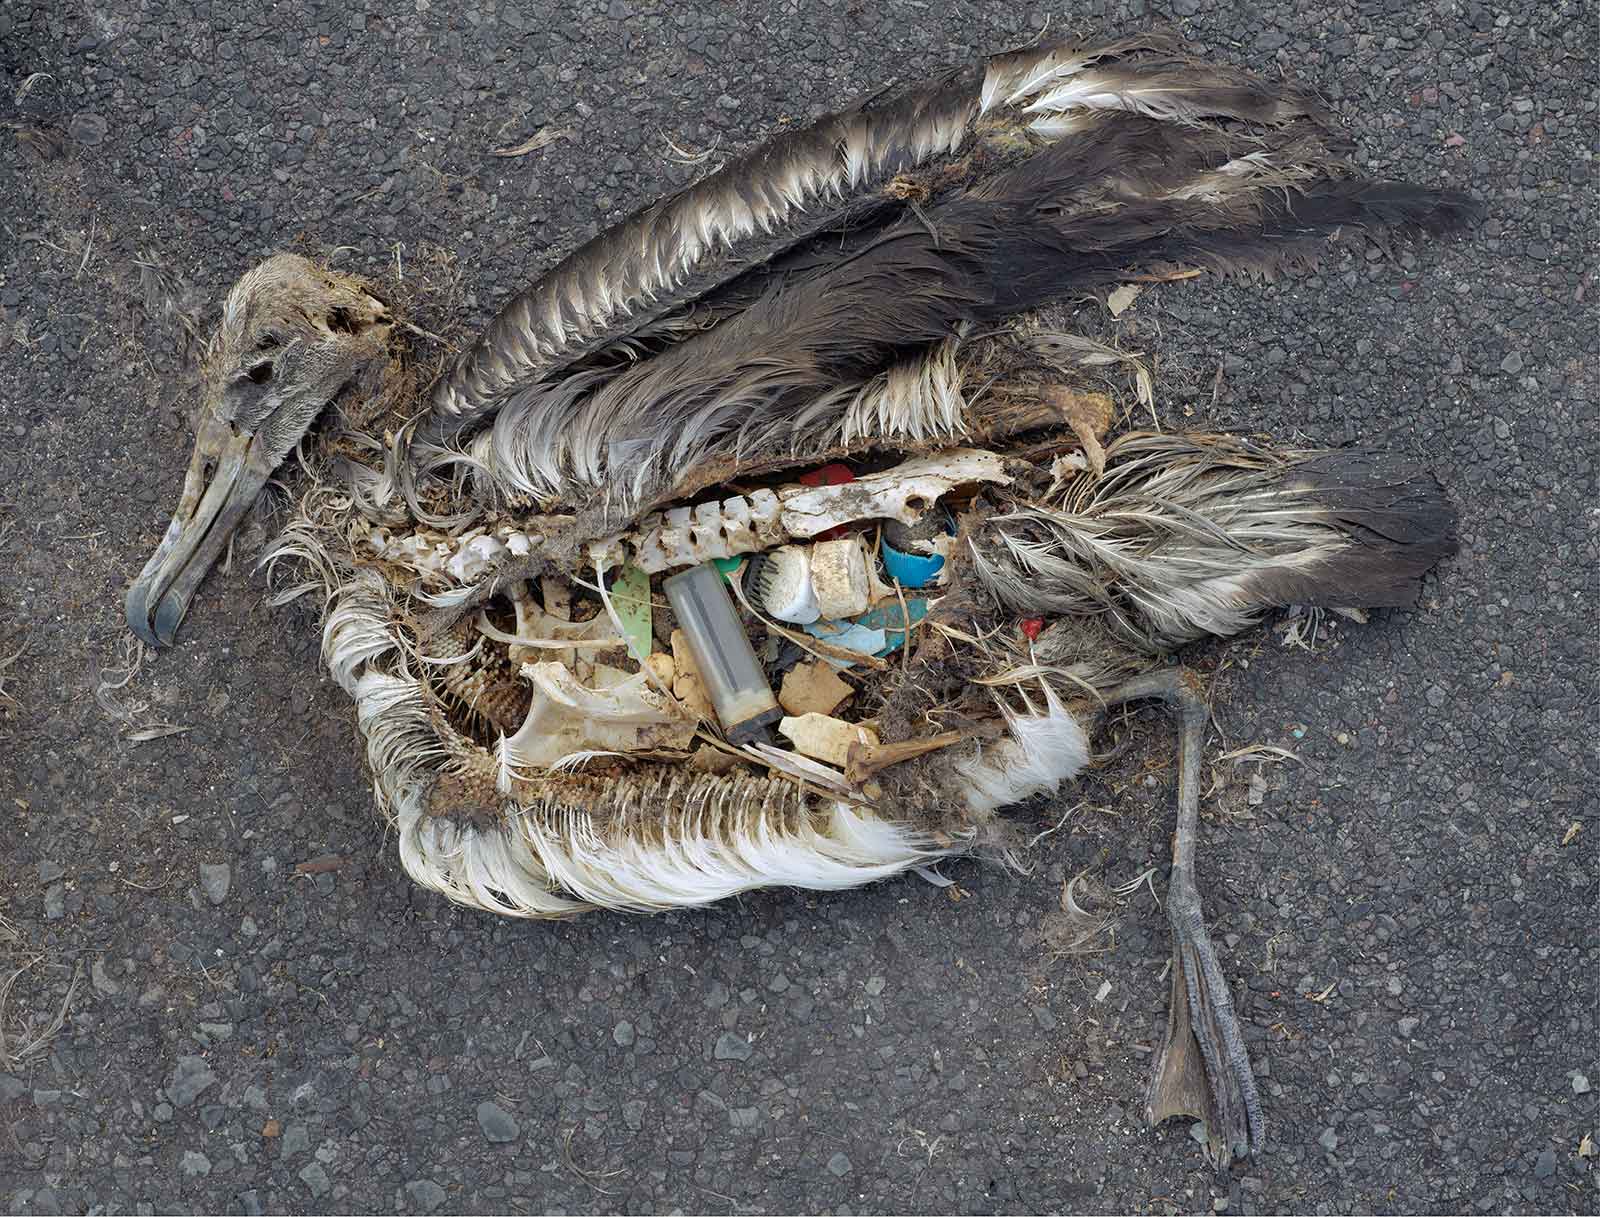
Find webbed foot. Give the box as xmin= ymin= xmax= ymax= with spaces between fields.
xmin=1096 ymin=667 xmax=1265 ymax=1165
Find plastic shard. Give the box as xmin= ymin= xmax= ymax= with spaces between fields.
xmin=778 ymin=661 xmax=855 ymax=717
xmin=778 ymin=712 xmax=880 ymax=768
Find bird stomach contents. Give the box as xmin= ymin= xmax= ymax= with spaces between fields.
xmin=362 ymin=448 xmax=1012 ymax=810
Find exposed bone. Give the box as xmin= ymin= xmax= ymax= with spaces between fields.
xmin=368 ymin=523 xmax=541 ymax=584
xmin=844 ymin=731 xmax=966 ymax=784
xmin=540 ymin=576 xmax=574 ymax=667
xmin=778 ymin=449 xmax=1010 ymax=537
xmin=475 ymin=583 xmax=623 ymax=670
xmin=1042 ymin=385 xmax=1112 ymax=480
xmin=501 ymin=661 xmax=696 ymax=773
xmin=590 ymin=449 xmax=1010 ymax=574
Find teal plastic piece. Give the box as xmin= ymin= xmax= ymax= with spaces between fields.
xmin=857 ymin=599 xmax=929 ymax=655
xmin=880 ymin=540 xmax=944 ymax=589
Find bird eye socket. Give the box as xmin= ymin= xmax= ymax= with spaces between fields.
xmin=244 ymin=362 xmax=273 ymax=385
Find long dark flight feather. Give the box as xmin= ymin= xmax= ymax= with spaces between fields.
xmin=414 ymin=32 xmax=1339 ymax=447
xmin=465 ymin=111 xmax=1475 ymax=521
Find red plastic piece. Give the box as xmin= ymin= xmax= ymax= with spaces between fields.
xmin=798 ymin=463 xmax=855 ymax=487
xmin=1019 ymin=617 xmax=1044 ymax=642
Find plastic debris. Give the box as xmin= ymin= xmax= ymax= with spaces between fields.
xmin=1020 ymin=617 xmax=1044 ymax=642
xmin=854 ymin=599 xmax=928 ymax=655
xmin=644 ymin=652 xmax=675 ymax=690
xmin=778 ymin=713 xmax=879 ymax=768
xmin=608 ymin=564 xmax=653 ymax=662
xmin=778 ymin=661 xmax=854 ymax=717
xmin=670 ymin=629 xmax=716 ymax=723
xmin=810 ymin=537 xmax=871 ymax=619
xmin=664 ymin=564 xmax=781 ymax=743
xmin=798 ymin=463 xmax=855 ymax=487
xmin=880 ymin=537 xmax=945 ymax=589
xmin=753 ymin=546 xmax=821 ymax=624
xmin=803 ymin=619 xmax=888 ymax=668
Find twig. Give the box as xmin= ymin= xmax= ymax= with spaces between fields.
xmin=559 ymin=1127 xmax=623 ymax=1194
xmin=75 ymin=214 xmax=96 ymax=281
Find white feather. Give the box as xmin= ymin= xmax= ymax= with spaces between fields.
xmin=956 ymin=687 xmax=1091 ymax=814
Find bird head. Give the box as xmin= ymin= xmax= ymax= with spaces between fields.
xmin=125 ymin=254 xmax=393 ymax=646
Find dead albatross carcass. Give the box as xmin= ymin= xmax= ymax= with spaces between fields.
xmin=123 ymin=34 xmax=1476 ymax=1164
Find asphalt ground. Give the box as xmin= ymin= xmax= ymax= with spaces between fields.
xmin=1 ymin=1 xmax=1595 ymax=1213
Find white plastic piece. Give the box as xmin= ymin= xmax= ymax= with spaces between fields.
xmin=809 ymin=537 xmax=870 ymax=619
xmin=778 ymin=713 xmax=880 ymax=768
xmin=758 ymin=546 xmax=821 ymax=624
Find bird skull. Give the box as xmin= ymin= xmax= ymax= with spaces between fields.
xmin=125 ymin=254 xmax=392 ymax=645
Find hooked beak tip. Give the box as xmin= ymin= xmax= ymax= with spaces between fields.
xmin=152 ymin=594 xmax=187 ymax=647
xmin=124 ymin=583 xmax=164 ymax=648
xmin=125 ymin=425 xmax=270 ymax=649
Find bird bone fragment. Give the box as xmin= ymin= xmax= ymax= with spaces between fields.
xmin=502 ymin=662 xmax=696 ymax=771
xmin=590 ymin=449 xmax=1010 ymax=574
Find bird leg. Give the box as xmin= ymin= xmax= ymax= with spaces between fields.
xmin=1095 ymin=667 xmax=1265 ymax=1165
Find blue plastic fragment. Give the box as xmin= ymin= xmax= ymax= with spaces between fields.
xmin=880 ymin=540 xmax=945 ymax=589
xmin=803 ymin=598 xmax=929 ymax=665
xmin=803 ymin=619 xmax=888 ymax=669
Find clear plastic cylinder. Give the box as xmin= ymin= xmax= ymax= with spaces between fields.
xmin=663 ymin=563 xmax=780 ymax=743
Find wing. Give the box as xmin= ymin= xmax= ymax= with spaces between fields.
xmin=411 ymin=35 xmax=1474 ymax=522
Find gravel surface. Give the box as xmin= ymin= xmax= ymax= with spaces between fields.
xmin=2 ymin=2 xmax=1595 ymax=1214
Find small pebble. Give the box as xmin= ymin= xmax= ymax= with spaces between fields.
xmin=298 ymin=1163 xmax=331 ymax=1198
xmin=68 ymin=112 xmax=108 ymax=145
xmin=406 ymin=1181 xmax=446 ymax=1213
xmin=714 ymin=1032 xmax=752 ymax=1062
xmin=199 ymin=863 xmax=231 ymax=905
xmin=476 ymin=1101 xmax=519 ymax=1143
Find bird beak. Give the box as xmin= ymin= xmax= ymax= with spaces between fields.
xmin=125 ymin=413 xmax=276 ymax=646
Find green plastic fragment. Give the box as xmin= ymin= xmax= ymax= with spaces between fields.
xmin=712 ymin=555 xmax=745 ymax=582
xmin=859 ymin=599 xmax=929 ymax=655
xmin=609 ymin=564 xmax=654 ymax=662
